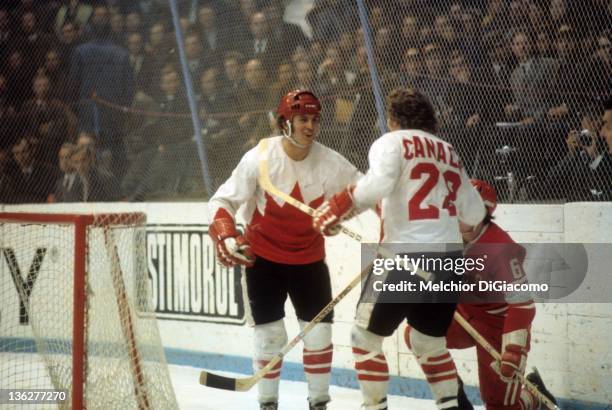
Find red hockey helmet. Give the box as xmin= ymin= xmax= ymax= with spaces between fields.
xmin=471 ymin=179 xmax=497 ymax=215
xmin=277 ymin=90 xmax=321 ymax=122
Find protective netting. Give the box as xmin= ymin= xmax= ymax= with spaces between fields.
xmin=0 ymin=1 xmax=609 ymax=203
xmin=0 ymin=212 xmax=178 ymax=409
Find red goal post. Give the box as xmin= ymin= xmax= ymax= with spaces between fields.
xmin=0 ymin=212 xmax=177 ymax=409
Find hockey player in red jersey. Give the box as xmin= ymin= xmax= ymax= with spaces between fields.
xmin=405 ymin=179 xmax=557 ymax=410
xmin=207 ymin=90 xmax=360 ymax=410
xmin=313 ymin=88 xmax=486 ymax=410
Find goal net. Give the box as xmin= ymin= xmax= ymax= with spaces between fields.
xmin=0 ymin=212 xmax=178 ymax=409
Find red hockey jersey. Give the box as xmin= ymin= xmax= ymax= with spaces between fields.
xmin=459 ymin=222 xmax=535 ymax=333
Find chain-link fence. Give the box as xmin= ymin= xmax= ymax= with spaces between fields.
xmin=0 ymin=0 xmax=610 ymax=204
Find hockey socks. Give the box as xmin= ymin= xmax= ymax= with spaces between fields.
xmin=353 ymin=346 xmax=390 ymax=409
xmin=406 ymin=326 xmax=460 ymax=409
xmin=301 ymin=321 xmax=333 ymax=406
xmin=351 ymin=326 xmax=389 ymax=410
xmin=254 ymin=320 xmax=287 ymax=404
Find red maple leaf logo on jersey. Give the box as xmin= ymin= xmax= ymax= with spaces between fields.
xmin=247 ymin=183 xmax=326 ymax=262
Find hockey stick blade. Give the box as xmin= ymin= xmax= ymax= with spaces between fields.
xmin=199 ymin=138 xmax=425 ymax=392
xmin=199 ymin=371 xmax=255 ymax=392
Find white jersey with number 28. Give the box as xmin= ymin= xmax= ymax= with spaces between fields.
xmin=353 ymin=129 xmax=485 ymax=244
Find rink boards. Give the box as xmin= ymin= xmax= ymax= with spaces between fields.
xmin=1 ymin=201 xmax=611 ymax=408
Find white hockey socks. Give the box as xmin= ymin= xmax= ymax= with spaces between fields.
xmin=407 ymin=327 xmax=459 ymax=409
xmin=351 ymin=325 xmax=389 ymax=410
xmin=254 ymin=320 xmax=288 ymax=404
xmin=300 ymin=321 xmax=333 ymax=406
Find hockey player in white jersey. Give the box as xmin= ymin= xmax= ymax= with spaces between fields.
xmin=208 ymin=90 xmax=361 ymax=410
xmin=314 ymin=88 xmax=485 ymax=410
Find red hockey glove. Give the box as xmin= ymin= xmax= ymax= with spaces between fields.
xmin=498 ymin=300 xmax=534 ymax=382
xmin=496 ymin=329 xmax=529 ymax=383
xmin=313 ymin=186 xmax=356 ymax=236
xmin=500 ymin=344 xmax=527 ymax=381
xmin=209 ymin=209 xmax=254 ymax=267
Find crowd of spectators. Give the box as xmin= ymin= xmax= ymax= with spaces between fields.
xmin=0 ymin=0 xmax=610 ymax=203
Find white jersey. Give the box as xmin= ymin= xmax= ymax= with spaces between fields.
xmin=353 ymin=129 xmax=485 ymax=243
xmin=209 ymin=136 xmax=361 ymax=264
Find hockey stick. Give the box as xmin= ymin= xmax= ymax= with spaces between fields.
xmin=453 ymin=313 xmax=559 ymax=410
xmin=199 ymin=139 xmax=380 ymax=391
xmin=257 ymin=138 xmax=362 ymax=240
xmin=199 ymin=261 xmax=370 ymax=391
xmin=199 ymin=139 xmax=428 ymax=391
xmin=257 ymin=139 xmax=557 ymax=409
xmin=255 ymin=138 xmax=432 ymax=282
xmin=256 ymin=171 xmax=557 ymax=409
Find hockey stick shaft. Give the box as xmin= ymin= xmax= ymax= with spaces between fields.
xmin=248 ymin=261 xmax=366 ymax=388
xmin=257 ymin=143 xmax=362 ymax=241
xmin=257 ymin=140 xmax=431 ymax=282
xmin=453 ymin=313 xmax=558 ymax=410
xmin=200 ymin=139 xmax=424 ymax=391
xmin=258 ymin=140 xmax=556 ymax=409
xmin=199 ymin=140 xmax=368 ymax=391
xmin=199 ymin=262 xmax=369 ymax=391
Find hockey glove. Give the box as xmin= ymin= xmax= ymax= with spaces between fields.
xmin=209 ymin=209 xmax=254 ymax=267
xmin=496 ymin=329 xmax=529 ymax=383
xmin=313 ymin=186 xmax=356 ymax=236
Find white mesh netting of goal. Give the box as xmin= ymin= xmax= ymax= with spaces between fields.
xmin=0 ymin=212 xmax=178 ymax=410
